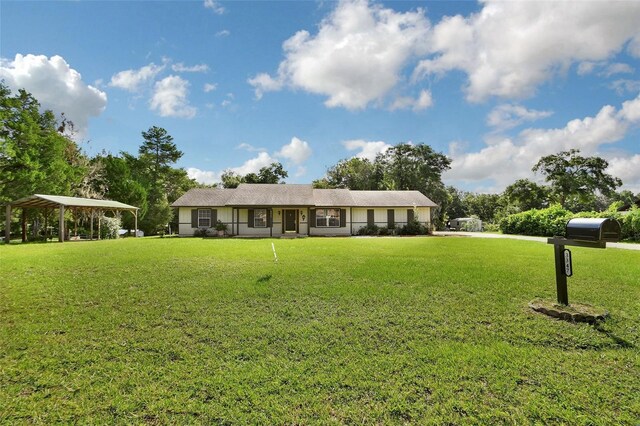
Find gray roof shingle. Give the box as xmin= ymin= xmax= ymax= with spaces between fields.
xmin=226 ymin=184 xmax=315 ymax=206
xmin=170 ymin=188 xmax=235 ymax=207
xmin=171 ymin=185 xmax=438 ymax=208
xmin=349 ymin=190 xmax=437 ymax=207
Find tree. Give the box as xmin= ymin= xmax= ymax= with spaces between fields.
xmin=444 ymin=186 xmax=468 ymax=220
xmin=463 ymin=193 xmax=503 ymax=222
xmin=325 ymin=157 xmax=380 ymax=190
xmin=503 ymin=179 xmax=550 ymax=212
xmin=320 ymin=143 xmax=451 ymax=227
xmin=92 ymin=153 xmax=148 ymax=229
xmin=532 ymin=149 xmax=622 ymax=211
xmin=139 ymin=126 xmax=183 ymax=190
xmin=376 ymin=143 xmax=451 ymax=226
xmin=221 ymin=162 xmax=288 ymax=188
xmin=137 ymin=126 xmax=183 ymax=234
xmin=0 ymin=84 xmax=86 ymax=203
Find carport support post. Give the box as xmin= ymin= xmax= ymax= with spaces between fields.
xmin=5 ymin=205 xmax=11 ymax=243
xmin=554 ymin=243 xmax=569 ymax=305
xmin=59 ymin=205 xmax=65 ymax=243
xmin=21 ymin=209 xmax=27 ymax=242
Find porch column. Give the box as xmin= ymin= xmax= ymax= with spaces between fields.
xmin=5 ymin=205 xmax=11 ymax=243
xmin=59 ymin=205 xmax=65 ymax=242
xmin=90 ymin=209 xmax=94 ymax=240
xmin=134 ymin=210 xmax=138 ymax=237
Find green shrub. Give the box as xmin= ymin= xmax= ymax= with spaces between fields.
xmin=399 ymin=220 xmax=429 ymax=235
xmin=499 ymin=205 xmax=572 ymax=237
xmin=357 ymin=224 xmax=380 ymax=236
xmin=499 ymin=205 xmax=640 ymax=241
xmin=100 ymin=216 xmax=121 ymax=240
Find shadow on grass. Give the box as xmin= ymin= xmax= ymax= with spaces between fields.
xmin=593 ymin=323 xmax=635 ymax=349
xmin=257 ymin=274 xmax=272 ymax=283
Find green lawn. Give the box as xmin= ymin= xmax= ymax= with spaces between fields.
xmin=1 ymin=237 xmax=638 ymax=424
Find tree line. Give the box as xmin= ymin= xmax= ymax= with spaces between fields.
xmin=2 ymin=84 xmax=637 ymax=238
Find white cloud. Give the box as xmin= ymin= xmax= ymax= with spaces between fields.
xmin=236 ymin=143 xmax=266 ymax=152
xmin=216 ymin=30 xmax=231 ymax=38
xmin=187 ymin=167 xmax=220 ymax=185
xmin=276 ymin=137 xmax=312 ymax=165
xmin=204 ymin=0 xmax=224 ymax=14
xmin=109 ymin=62 xmax=165 ymax=92
xmin=0 ymin=54 xmax=107 ymax=137
xmin=343 ymin=139 xmax=391 ymax=161
xmin=247 ymin=73 xmax=283 ymax=100
xmin=607 ymin=155 xmax=640 ymax=192
xmin=487 ymin=104 xmax=553 ymax=131
xmin=231 ymin=152 xmax=276 ymax=175
xmin=414 ymin=1 xmax=640 ymax=102
xmin=203 ymin=83 xmax=217 ymax=93
xmin=601 ymin=63 xmax=634 ymax=78
xmin=390 ymin=89 xmax=433 ymax=112
xmin=445 ymin=93 xmax=640 ymax=190
xmin=609 ymin=79 xmax=640 ymax=95
xmin=577 ymin=61 xmax=634 ymax=78
xmin=149 ymin=75 xmax=197 ymax=118
xmin=172 ymin=63 xmax=209 ymax=73
xmin=249 ymin=0 xmax=431 ymax=109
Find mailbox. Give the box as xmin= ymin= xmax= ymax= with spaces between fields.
xmin=565 ymin=218 xmax=621 ymax=242
xmin=547 ymin=217 xmax=621 ymax=306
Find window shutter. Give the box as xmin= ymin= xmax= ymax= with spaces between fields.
xmin=248 ymin=209 xmax=254 ymax=228
xmin=407 ymin=209 xmax=415 ymax=223
xmin=191 ymin=209 xmax=198 ymax=228
xmin=367 ymin=209 xmax=374 ymax=226
xmin=340 ymin=208 xmax=346 ymax=227
xmin=387 ymin=209 xmax=395 ymax=228
xmin=211 ymin=209 xmax=217 ymax=226
xmin=310 ymin=209 xmax=316 ymax=228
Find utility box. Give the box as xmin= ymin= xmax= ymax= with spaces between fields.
xmin=565 ymin=218 xmax=621 ymax=243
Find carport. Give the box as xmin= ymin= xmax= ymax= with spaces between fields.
xmin=4 ymin=194 xmax=138 ymax=243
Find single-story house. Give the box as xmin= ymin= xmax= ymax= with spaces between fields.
xmin=171 ymin=184 xmax=437 ymax=237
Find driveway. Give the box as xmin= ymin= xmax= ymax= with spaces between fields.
xmin=433 ymin=231 xmax=640 ymax=251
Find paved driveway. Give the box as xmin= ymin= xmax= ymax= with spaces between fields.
xmin=433 ymin=231 xmax=640 ymax=251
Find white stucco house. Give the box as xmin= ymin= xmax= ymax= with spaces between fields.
xmin=171 ymin=184 xmax=437 ymax=237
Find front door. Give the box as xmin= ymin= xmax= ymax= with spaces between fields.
xmin=284 ymin=209 xmax=297 ymax=232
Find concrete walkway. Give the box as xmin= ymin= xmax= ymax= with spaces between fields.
xmin=433 ymin=231 xmax=640 ymax=251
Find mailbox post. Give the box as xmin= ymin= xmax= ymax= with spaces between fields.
xmin=547 ymin=218 xmax=621 ymax=306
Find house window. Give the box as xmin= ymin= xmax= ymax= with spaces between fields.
xmin=198 ymin=209 xmax=211 ymax=227
xmin=254 ymin=208 xmax=267 ymax=227
xmin=316 ymin=208 xmax=340 ymax=227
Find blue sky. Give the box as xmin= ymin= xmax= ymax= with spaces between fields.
xmin=2 ymin=0 xmax=640 ymax=193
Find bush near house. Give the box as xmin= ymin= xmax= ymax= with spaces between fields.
xmin=500 ymin=205 xmax=640 ymax=241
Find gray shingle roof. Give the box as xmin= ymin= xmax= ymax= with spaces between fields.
xmin=171 ymin=185 xmax=438 ymax=208
xmin=312 ymin=188 xmax=354 ymax=206
xmin=349 ymin=190 xmax=437 ymax=207
xmin=170 ymin=188 xmax=235 ymax=207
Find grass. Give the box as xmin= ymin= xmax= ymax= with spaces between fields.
xmin=1 ymin=237 xmax=639 ymax=424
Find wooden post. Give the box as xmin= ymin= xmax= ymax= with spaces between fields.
xmin=5 ymin=205 xmax=11 ymax=243
xmin=554 ymin=243 xmax=569 ymax=305
xmin=21 ymin=209 xmax=27 ymax=242
xmin=134 ymin=211 xmax=138 ymax=238
xmin=59 ymin=205 xmax=65 ymax=242
xmin=98 ymin=211 xmax=101 ymax=240
xmin=90 ymin=209 xmax=94 ymax=240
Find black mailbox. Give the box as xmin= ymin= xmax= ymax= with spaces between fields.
xmin=565 ymin=218 xmax=621 ymax=242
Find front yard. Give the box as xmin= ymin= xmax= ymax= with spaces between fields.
xmin=1 ymin=237 xmax=638 ymax=423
